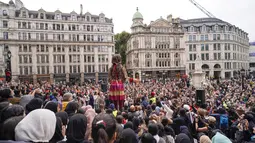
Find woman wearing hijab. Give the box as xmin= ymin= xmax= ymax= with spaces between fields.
xmin=48 ymin=117 xmax=63 ymax=143
xmin=15 ymin=109 xmax=56 ymax=142
xmin=124 ymin=121 xmax=133 ymax=130
xmin=175 ymin=133 xmax=192 ymax=143
xmin=64 ymin=102 xmax=79 ymax=118
xmin=65 ymin=114 xmax=88 ymax=143
xmin=25 ymin=98 xmax=43 ymax=114
xmin=85 ymin=108 xmax=96 ymax=140
xmin=119 ymin=128 xmax=138 ymax=143
xmin=56 ymin=111 xmax=69 ymax=141
xmin=44 ymin=101 xmax=58 ymax=113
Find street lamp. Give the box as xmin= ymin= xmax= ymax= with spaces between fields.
xmin=240 ymin=68 xmax=245 ymax=90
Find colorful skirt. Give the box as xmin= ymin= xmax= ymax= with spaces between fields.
xmin=109 ymin=80 xmax=125 ymax=101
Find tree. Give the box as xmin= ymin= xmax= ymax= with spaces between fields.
xmin=114 ymin=31 xmax=130 ymax=65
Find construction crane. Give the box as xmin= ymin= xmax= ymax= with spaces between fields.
xmin=189 ymin=0 xmax=216 ymax=18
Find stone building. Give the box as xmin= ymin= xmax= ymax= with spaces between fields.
xmin=126 ymin=8 xmax=186 ymax=80
xmin=181 ymin=18 xmax=250 ymax=79
xmin=0 ymin=0 xmax=115 ymax=83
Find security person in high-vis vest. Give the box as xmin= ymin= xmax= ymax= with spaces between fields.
xmin=150 ymin=92 xmax=156 ymax=104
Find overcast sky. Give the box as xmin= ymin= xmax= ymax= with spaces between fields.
xmin=3 ymin=0 xmax=255 ymax=41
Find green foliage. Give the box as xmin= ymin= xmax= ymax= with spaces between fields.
xmin=114 ymin=31 xmax=130 ymax=65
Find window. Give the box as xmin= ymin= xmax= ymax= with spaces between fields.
xmin=214 ymin=53 xmax=217 ymax=60
xmin=200 ymin=35 xmax=204 ymax=41
xmin=201 ymin=53 xmax=205 ymax=60
xmin=28 ymin=22 xmax=31 ymax=29
xmin=22 ymin=11 xmax=26 ymax=18
xmin=225 ymin=43 xmax=228 ymax=50
xmin=87 ymin=25 xmax=90 ymax=31
xmin=56 ymin=14 xmax=61 ymax=20
xmin=205 ymin=35 xmax=208 ymax=41
xmin=40 ymin=13 xmax=44 ymax=19
xmin=19 ymin=56 xmax=22 ymax=63
xmin=189 ymin=35 xmax=192 ymax=41
xmin=189 ymin=45 xmax=192 ymax=51
xmin=86 ymin=16 xmax=90 ymax=21
xmin=3 ymin=10 xmax=7 ymax=16
xmin=18 ymin=22 xmax=21 ymax=28
xmin=218 ymin=53 xmax=221 ymax=60
xmin=189 ymin=63 xmax=195 ymax=70
xmin=206 ymin=53 xmax=209 ymax=60
xmin=3 ymin=21 xmax=8 ymax=28
xmin=3 ymin=32 xmax=8 ymax=40
xmin=205 ymin=44 xmax=209 ymax=51
xmin=201 ymin=44 xmax=204 ymax=51
xmin=213 ymin=34 xmax=216 ymax=40
xmin=217 ymin=34 xmax=220 ymax=40
xmin=192 ymin=35 xmax=196 ymax=41
xmin=217 ymin=44 xmax=221 ymax=50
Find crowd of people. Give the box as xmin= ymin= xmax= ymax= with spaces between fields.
xmin=0 ymin=76 xmax=255 ymax=143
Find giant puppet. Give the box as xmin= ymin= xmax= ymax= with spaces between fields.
xmin=108 ymin=54 xmax=138 ymax=110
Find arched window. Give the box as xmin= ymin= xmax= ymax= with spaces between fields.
xmin=3 ymin=10 xmax=7 ymax=16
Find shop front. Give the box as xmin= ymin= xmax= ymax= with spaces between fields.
xmin=84 ymin=73 xmax=96 ymax=83
xmin=98 ymin=72 xmax=108 ymax=83
xmin=18 ymin=75 xmax=33 ymax=83
xmin=37 ymin=74 xmax=50 ymax=83
xmin=54 ymin=74 xmax=66 ymax=84
xmin=69 ymin=73 xmax=81 ymax=85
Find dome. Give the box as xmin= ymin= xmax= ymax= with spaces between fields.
xmin=9 ymin=0 xmax=14 ymax=5
xmin=132 ymin=7 xmax=143 ymax=20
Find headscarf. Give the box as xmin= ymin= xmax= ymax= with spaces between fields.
xmin=119 ymin=128 xmax=138 ymax=143
xmin=49 ymin=117 xmax=64 ymax=143
xmin=85 ymin=108 xmax=96 ymax=140
xmin=66 ymin=114 xmax=87 ymax=143
xmin=175 ymin=133 xmax=191 ymax=143
xmin=56 ymin=111 xmax=68 ymax=126
xmin=81 ymin=105 xmax=92 ymax=112
xmin=44 ymin=101 xmax=58 ymax=113
xmin=19 ymin=95 xmax=34 ymax=108
xmin=124 ymin=121 xmax=133 ymax=130
xmin=15 ymin=109 xmax=56 ymax=142
xmin=25 ymin=98 xmax=43 ymax=114
xmin=65 ymin=102 xmax=79 ymax=118
xmin=132 ymin=117 xmax=140 ymax=133
xmin=212 ymin=132 xmax=232 ymax=143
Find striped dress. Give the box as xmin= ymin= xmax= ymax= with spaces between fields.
xmin=108 ymin=64 xmax=127 ymax=101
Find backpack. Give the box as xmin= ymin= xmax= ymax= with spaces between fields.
xmin=220 ymin=114 xmax=228 ymax=129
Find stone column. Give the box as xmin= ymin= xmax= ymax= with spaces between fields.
xmin=33 ymin=74 xmax=37 ymax=84
xmin=94 ymin=46 xmax=99 ymax=83
xmin=95 ymin=72 xmax=99 ymax=83
xmin=50 ymin=73 xmax=54 ymax=84
xmin=81 ymin=72 xmax=84 ymax=84
xmin=48 ymin=45 xmax=53 ymax=74
xmin=66 ymin=73 xmax=69 ymax=83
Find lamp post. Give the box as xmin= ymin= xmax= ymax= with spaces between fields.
xmin=240 ymin=68 xmax=245 ymax=90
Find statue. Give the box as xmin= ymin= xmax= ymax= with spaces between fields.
xmin=108 ymin=54 xmax=139 ymax=110
xmin=195 ymin=55 xmax=202 ymax=73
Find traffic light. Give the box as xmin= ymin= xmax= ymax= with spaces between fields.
xmin=5 ymin=69 xmax=11 ymax=82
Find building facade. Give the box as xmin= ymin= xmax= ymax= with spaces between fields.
xmin=249 ymin=42 xmax=255 ymax=77
xmin=126 ymin=8 xmax=186 ymax=80
xmin=181 ymin=18 xmax=250 ymax=79
xmin=0 ymin=0 xmax=115 ymax=84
